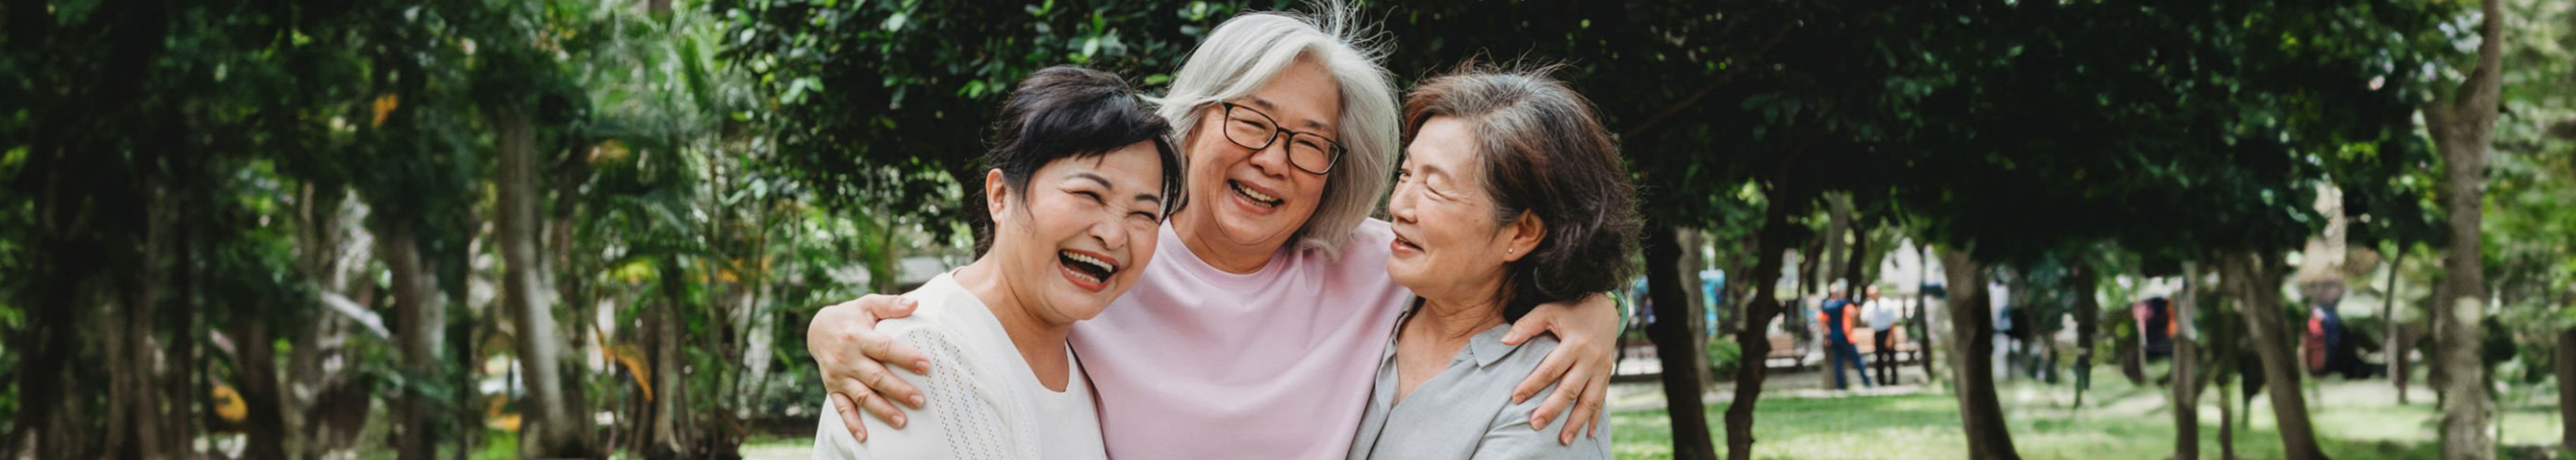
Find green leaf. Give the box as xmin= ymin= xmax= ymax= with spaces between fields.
xmin=883 ymin=12 xmax=908 ymax=32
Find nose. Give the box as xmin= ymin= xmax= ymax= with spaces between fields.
xmin=1387 ymin=176 xmax=1418 ymax=225
xmin=1092 ymin=213 xmax=1129 ymax=251
xmin=1245 ymin=137 xmax=1293 ymax=177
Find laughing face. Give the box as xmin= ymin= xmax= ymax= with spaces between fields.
xmin=1172 ymin=56 xmax=1342 ymax=266
xmin=987 ymin=141 xmax=1171 ymax=325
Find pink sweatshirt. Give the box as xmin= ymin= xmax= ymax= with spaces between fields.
xmin=1069 ymin=218 xmax=1411 ymax=460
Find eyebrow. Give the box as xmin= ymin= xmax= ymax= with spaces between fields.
xmin=1247 ymin=96 xmax=1333 ymax=133
xmin=1072 ymin=172 xmax=1163 ymax=206
xmin=1071 ymin=172 xmax=1116 ymax=190
xmin=1413 ymin=161 xmax=1448 ymax=179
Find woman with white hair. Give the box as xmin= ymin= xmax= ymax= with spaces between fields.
xmin=805 ymin=5 xmax=1623 ymax=459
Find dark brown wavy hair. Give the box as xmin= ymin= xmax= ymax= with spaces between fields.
xmin=1400 ymin=64 xmax=1640 ymax=323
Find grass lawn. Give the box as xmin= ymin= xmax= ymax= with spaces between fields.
xmin=715 ymin=366 xmax=2568 ymax=460
xmin=1609 ymin=370 xmax=2563 ymax=460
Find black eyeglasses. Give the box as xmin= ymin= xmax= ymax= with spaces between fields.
xmin=1216 ymin=101 xmax=1346 ymax=175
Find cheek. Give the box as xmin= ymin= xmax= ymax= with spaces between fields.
xmin=1185 ymin=130 xmax=1242 ymax=176
xmin=1293 ymin=173 xmax=1330 ymax=201
xmin=1121 ymin=233 xmax=1158 ymax=280
xmin=1428 ymin=212 xmax=1498 ymax=257
xmin=1022 ymin=196 xmax=1084 ymax=239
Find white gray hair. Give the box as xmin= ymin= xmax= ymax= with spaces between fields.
xmin=1148 ymin=4 xmax=1399 ymax=261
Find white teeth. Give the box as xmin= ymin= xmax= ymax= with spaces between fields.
xmin=1061 ymin=251 xmax=1115 ymax=277
xmin=1232 ymin=181 xmax=1280 ymax=205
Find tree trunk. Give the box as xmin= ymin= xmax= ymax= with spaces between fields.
xmin=1644 ymin=216 xmax=1720 ymax=460
xmin=2071 ymin=268 xmax=2100 ymax=409
xmin=2422 ymin=1 xmax=2503 ymax=458
xmin=1795 ymin=234 xmax=1825 ymax=338
xmin=651 ymin=260 xmax=692 ymax=457
xmin=1936 ymin=247 xmax=2021 ymax=460
xmin=2220 ymin=251 xmax=2329 ymax=460
xmin=1917 ymin=243 xmax=1937 ymax=383
xmin=2218 ymin=368 xmax=2236 ymax=460
xmin=2173 ymin=261 xmax=2201 ymax=460
xmin=110 ymin=174 xmax=180 ymax=460
xmin=2558 ymin=326 xmax=2576 ymax=452
xmin=1675 ymin=229 xmax=1717 ymax=386
xmin=1824 ymin=195 xmax=1853 ymax=290
xmin=1841 ymin=213 xmax=1870 ymax=301
xmin=383 ymin=228 xmax=448 ymax=460
xmin=1721 ymin=203 xmax=1796 ymax=460
xmin=495 ymin=104 xmax=595 ymax=458
xmin=2382 ymin=245 xmax=2406 ymax=404
xmin=234 ymin=302 xmax=291 ymax=460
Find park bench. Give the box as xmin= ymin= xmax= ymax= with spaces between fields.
xmin=1763 ymin=334 xmax=1808 ymax=370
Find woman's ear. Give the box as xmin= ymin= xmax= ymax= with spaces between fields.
xmin=984 ymin=169 xmax=1010 ymax=221
xmin=1501 ymin=210 xmax=1545 ymax=263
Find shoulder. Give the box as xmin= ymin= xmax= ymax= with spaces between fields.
xmin=880 ymin=275 xmax=981 ymax=338
xmin=1482 ymin=350 xmax=1610 ymax=459
xmin=1496 ymin=333 xmax=1564 ymax=370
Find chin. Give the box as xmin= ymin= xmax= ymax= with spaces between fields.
xmin=1217 ymin=218 xmax=1297 ymax=247
xmin=1384 ymin=264 xmax=1432 ymax=293
xmin=1043 ymin=294 xmax=1113 ymax=323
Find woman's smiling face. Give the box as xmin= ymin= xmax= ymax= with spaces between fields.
xmin=988 ymin=141 xmax=1171 ymax=324
xmin=1177 ymin=56 xmax=1343 ymax=258
xmin=1384 ymin=115 xmax=1540 ymax=304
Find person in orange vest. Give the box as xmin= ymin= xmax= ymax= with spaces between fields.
xmin=1817 ymin=286 xmax=1873 ymax=389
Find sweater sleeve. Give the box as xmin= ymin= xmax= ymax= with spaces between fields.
xmin=811 ymin=330 xmax=1018 ymax=459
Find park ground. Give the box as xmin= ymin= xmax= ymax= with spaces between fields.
xmin=716 ymin=362 xmax=2562 ymax=460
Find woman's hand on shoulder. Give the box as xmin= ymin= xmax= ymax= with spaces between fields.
xmin=810 ymin=294 xmax=933 ymax=441
xmin=1500 ymin=293 xmax=1618 ymax=446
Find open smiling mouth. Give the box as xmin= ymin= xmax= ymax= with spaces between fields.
xmin=1230 ymin=180 xmax=1284 ymax=208
xmin=1393 ymin=233 xmax=1423 ymax=251
xmin=1058 ymin=250 xmax=1120 ymax=290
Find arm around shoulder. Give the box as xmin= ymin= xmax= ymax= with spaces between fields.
xmin=814 ymin=330 xmax=1016 ymax=459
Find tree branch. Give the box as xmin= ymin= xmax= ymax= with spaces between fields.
xmin=1621 ymin=24 xmax=1799 ymax=140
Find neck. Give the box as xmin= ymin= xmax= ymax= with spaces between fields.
xmin=1171 ymin=208 xmax=1282 ymax=274
xmin=1411 ymin=294 xmax=1507 ymax=344
xmin=954 ymin=259 xmax=1074 ymax=362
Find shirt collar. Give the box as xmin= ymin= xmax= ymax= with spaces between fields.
xmin=1393 ymin=298 xmax=1537 ymax=369
xmin=1461 ymin=323 xmax=1525 ymax=368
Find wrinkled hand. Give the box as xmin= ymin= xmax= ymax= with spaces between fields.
xmin=1501 ymin=293 xmax=1620 ymax=446
xmin=810 ymin=294 xmax=929 ymax=441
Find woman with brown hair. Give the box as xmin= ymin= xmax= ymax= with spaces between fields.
xmin=1347 ymin=66 xmax=1637 ymax=460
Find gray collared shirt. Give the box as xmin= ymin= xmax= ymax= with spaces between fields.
xmin=1345 ymin=309 xmax=1611 ymax=460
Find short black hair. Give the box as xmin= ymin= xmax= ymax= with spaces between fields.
xmin=975 ymin=66 xmax=1186 ymax=254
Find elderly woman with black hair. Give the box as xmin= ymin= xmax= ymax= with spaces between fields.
xmin=814 ymin=65 xmax=1183 ymax=459
xmin=1345 ymin=66 xmax=1638 ymax=460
